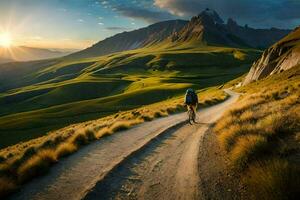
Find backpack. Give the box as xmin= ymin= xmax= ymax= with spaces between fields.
xmin=185 ymin=89 xmax=198 ymax=104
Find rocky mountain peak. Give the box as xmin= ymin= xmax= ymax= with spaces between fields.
xmin=198 ymin=8 xmax=224 ymax=24
xmin=227 ymin=18 xmax=238 ymax=27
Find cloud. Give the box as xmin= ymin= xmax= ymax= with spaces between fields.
xmin=115 ymin=5 xmax=175 ymax=23
xmin=154 ymin=0 xmax=300 ymax=28
xmin=105 ymin=26 xmax=131 ymax=31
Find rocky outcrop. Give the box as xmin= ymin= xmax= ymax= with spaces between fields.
xmin=244 ymin=27 xmax=300 ymax=85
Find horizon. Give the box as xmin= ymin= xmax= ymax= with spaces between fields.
xmin=0 ymin=0 xmax=300 ymax=50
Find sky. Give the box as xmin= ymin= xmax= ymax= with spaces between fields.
xmin=0 ymin=0 xmax=299 ymax=49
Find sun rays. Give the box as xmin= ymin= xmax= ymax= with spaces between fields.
xmin=0 ymin=32 xmax=12 ymax=48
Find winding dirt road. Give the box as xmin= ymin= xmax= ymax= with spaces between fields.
xmin=10 ymin=90 xmax=239 ymax=200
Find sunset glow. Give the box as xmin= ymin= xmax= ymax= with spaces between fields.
xmin=0 ymin=33 xmax=12 ymax=48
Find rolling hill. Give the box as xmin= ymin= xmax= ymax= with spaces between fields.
xmin=0 ymin=46 xmax=74 ymax=63
xmin=0 ymin=45 xmax=261 ymax=148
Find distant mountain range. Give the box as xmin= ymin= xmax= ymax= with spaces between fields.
xmin=69 ymin=9 xmax=290 ymax=60
xmin=0 ymin=46 xmax=75 ymax=64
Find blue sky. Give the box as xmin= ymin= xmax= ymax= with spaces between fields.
xmin=0 ymin=0 xmax=299 ymax=49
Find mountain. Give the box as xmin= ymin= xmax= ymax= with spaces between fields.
xmin=68 ymin=9 xmax=290 ymax=60
xmin=169 ymin=8 xmax=290 ymax=48
xmin=244 ymin=26 xmax=300 ymax=85
xmin=68 ymin=20 xmax=188 ymax=59
xmin=0 ymin=46 xmax=74 ymax=63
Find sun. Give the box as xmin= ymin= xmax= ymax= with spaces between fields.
xmin=0 ymin=33 xmax=12 ymax=48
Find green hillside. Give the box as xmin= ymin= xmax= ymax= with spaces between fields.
xmin=0 ymin=44 xmax=261 ymax=148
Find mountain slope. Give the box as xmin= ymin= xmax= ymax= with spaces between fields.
xmin=169 ymin=9 xmax=290 ymax=48
xmin=244 ymin=26 xmax=300 ymax=84
xmin=0 ymin=46 xmax=73 ymax=63
xmin=68 ymin=20 xmax=188 ymax=59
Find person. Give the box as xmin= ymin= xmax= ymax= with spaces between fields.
xmin=184 ymin=88 xmax=198 ymax=122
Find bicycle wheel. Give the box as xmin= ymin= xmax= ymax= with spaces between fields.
xmin=192 ymin=110 xmax=196 ymax=122
xmin=188 ymin=110 xmax=194 ymax=124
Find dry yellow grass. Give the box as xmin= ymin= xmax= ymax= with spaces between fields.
xmin=216 ymin=67 xmax=300 ymax=199
xmin=109 ymin=119 xmax=143 ymax=133
xmin=230 ymin=135 xmax=268 ymax=168
xmin=0 ymin=177 xmax=17 ymax=198
xmin=239 ymin=110 xmax=255 ymax=122
xmin=246 ymin=159 xmax=300 ymax=200
xmin=55 ymin=143 xmax=77 ymax=158
xmin=17 ymin=149 xmax=57 ymax=183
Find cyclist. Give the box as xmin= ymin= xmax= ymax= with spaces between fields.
xmin=184 ymin=88 xmax=198 ymax=123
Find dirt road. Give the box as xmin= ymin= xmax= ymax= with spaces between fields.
xmin=10 ymin=90 xmax=239 ymax=200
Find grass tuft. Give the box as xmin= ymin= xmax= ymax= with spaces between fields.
xmin=246 ymin=159 xmax=300 ymax=200
xmin=230 ymin=135 xmax=268 ymax=169
xmin=17 ymin=149 xmax=57 ymax=183
xmin=0 ymin=177 xmax=17 ymax=198
xmin=55 ymin=143 xmax=77 ymax=158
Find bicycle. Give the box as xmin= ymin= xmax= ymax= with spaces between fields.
xmin=187 ymin=105 xmax=196 ymax=124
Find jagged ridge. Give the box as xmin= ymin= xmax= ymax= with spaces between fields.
xmin=169 ymin=8 xmax=290 ymax=48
